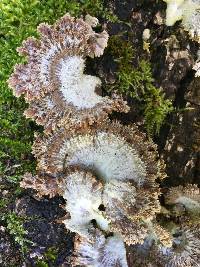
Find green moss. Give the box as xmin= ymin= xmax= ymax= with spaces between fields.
xmin=106 ymin=35 xmax=173 ymax=135
xmin=2 ymin=212 xmax=33 ymax=254
xmin=36 ymin=261 xmax=49 ymax=267
xmin=36 ymin=247 xmax=59 ymax=267
xmin=0 ymin=198 xmax=9 ymax=208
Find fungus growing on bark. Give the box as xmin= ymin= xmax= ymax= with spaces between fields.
xmin=153 ymin=224 xmax=200 ymax=267
xmin=24 ymin=121 xmax=166 ymax=245
xmin=32 ymin=121 xmax=166 ymax=185
xmin=102 ymin=180 xmax=161 ymax=245
xmin=8 ymin=12 xmax=175 ymax=266
xmin=20 ymin=172 xmax=60 ymax=198
xmin=8 ymin=14 xmax=129 ymax=133
xmin=165 ymin=184 xmax=200 ymax=216
xmin=163 ymin=0 xmax=200 ymax=42
xmin=125 ymin=220 xmax=173 ymax=266
xmin=73 ymin=229 xmax=128 ymax=267
xmin=127 ymin=224 xmax=200 ymax=267
xmin=55 ymin=168 xmax=163 ymax=246
xmin=126 ymin=235 xmax=156 ymax=267
xmin=58 ymin=169 xmax=109 ymax=239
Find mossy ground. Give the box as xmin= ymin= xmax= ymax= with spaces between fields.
xmin=0 ymin=0 xmax=199 ymax=266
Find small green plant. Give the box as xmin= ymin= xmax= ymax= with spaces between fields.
xmin=0 ymin=198 xmax=9 ymax=208
xmin=4 ymin=212 xmax=33 ymax=254
xmin=107 ymin=35 xmax=173 ymax=135
xmin=36 ymin=261 xmax=49 ymax=267
xmin=143 ymin=84 xmax=173 ymax=135
xmin=36 ymin=247 xmax=58 ymax=267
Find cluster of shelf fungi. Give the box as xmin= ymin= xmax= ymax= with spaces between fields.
xmin=8 ymin=13 xmax=200 ymax=267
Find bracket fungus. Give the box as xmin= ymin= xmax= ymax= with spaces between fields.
xmin=163 ymin=0 xmax=200 ymax=42
xmin=32 ymin=121 xmax=166 ymax=184
xmin=8 ymin=14 xmax=129 ymax=134
xmin=73 ymin=230 xmax=128 ymax=267
xmin=20 ymin=172 xmax=60 ymax=199
xmin=102 ymin=180 xmax=161 ymax=245
xmin=58 ymin=169 xmax=109 ymax=239
xmin=24 ymin=120 xmax=167 ymax=247
xmin=56 ymin=167 xmax=163 ymax=246
xmin=127 ymin=224 xmax=200 ymax=267
xmin=152 ymin=224 xmax=200 ymax=267
xmin=165 ymin=184 xmax=200 ymax=218
xmin=8 ymin=12 xmax=179 ymax=267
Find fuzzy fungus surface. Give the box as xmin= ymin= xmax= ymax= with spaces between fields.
xmin=26 ymin=121 xmax=166 ymax=246
xmin=7 ymin=11 xmax=176 ymax=267
xmin=165 ymin=184 xmax=200 ymax=217
xmin=127 ymin=224 xmax=200 ymax=266
xmin=32 ymin=121 xmax=165 ymax=186
xmin=73 ymin=230 xmax=128 ymax=267
xmin=102 ymin=180 xmax=161 ymax=245
xmin=154 ymin=225 xmax=200 ymax=267
xmin=20 ymin=172 xmax=60 ymax=199
xmin=55 ymin=168 xmax=163 ymax=246
xmin=59 ymin=170 xmax=109 ymax=239
xmin=8 ymin=14 xmax=129 ymax=133
xmin=163 ymin=0 xmax=200 ymax=42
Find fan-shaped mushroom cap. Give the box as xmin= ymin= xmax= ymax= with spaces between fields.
xmin=58 ymin=169 xmax=109 ymax=239
xmin=126 ymin=221 xmax=173 ymax=266
xmin=153 ymin=224 xmax=200 ymax=267
xmin=126 ymin=223 xmax=200 ymax=267
xmin=151 ymin=224 xmax=172 ymax=248
xmin=72 ymin=230 xmax=128 ymax=267
xmin=33 ymin=121 xmax=166 ymax=185
xmin=165 ymin=184 xmax=200 ymax=215
xmin=30 ymin=121 xmax=165 ymax=245
xmin=8 ymin=14 xmax=128 ymax=133
xmin=21 ymin=168 xmax=162 ymax=245
xmin=102 ymin=180 xmax=161 ymax=245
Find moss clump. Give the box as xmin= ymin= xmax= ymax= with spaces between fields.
xmin=107 ymin=35 xmax=173 ymax=135
xmin=2 ymin=212 xmax=33 ymax=254
xmin=36 ymin=247 xmax=59 ymax=267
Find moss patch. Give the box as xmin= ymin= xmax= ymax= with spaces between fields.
xmin=106 ymin=35 xmax=173 ymax=135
